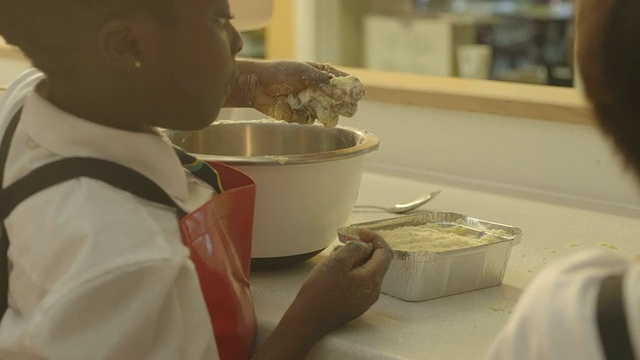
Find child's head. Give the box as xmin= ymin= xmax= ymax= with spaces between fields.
xmin=576 ymin=0 xmax=640 ymax=177
xmin=0 ymin=0 xmax=243 ymax=131
xmin=0 ymin=1 xmax=175 ymax=75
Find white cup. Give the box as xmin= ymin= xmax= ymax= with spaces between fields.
xmin=229 ymin=0 xmax=273 ymax=31
xmin=456 ymin=44 xmax=493 ymax=79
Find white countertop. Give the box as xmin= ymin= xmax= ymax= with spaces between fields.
xmin=250 ymin=170 xmax=640 ymax=360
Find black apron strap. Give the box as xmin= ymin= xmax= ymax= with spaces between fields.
xmin=0 ymin=108 xmax=187 ymax=315
xmin=0 ymin=157 xmax=187 ymax=220
xmin=597 ymin=274 xmax=636 ymax=360
xmin=0 ymin=108 xmax=23 ymax=315
xmin=0 ymin=108 xmax=21 ymax=187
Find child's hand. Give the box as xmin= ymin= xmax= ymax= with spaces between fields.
xmin=290 ymin=229 xmax=393 ymax=336
xmin=252 ymin=229 xmax=392 ymax=359
xmin=226 ymin=60 xmax=365 ymax=125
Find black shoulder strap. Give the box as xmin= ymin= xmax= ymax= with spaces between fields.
xmin=597 ymin=274 xmax=636 ymax=360
xmin=0 ymin=109 xmax=185 ymax=218
xmin=0 ymin=157 xmax=187 ymax=220
xmin=0 ymin=108 xmax=23 ymax=315
xmin=0 ymin=158 xmax=187 ymax=315
xmin=0 ymin=109 xmax=187 ymax=314
xmin=0 ymin=107 xmax=22 ymax=188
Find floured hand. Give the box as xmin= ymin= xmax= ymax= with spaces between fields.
xmin=286 ymin=75 xmax=364 ymax=127
xmin=226 ymin=60 xmax=365 ymax=126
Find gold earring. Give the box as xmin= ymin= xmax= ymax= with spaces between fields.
xmin=133 ymin=60 xmax=142 ymax=69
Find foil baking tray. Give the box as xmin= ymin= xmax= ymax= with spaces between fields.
xmin=337 ymin=211 xmax=523 ymax=302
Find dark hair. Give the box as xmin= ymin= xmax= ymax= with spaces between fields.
xmin=581 ymin=0 xmax=640 ymax=176
xmin=0 ymin=0 xmax=175 ymax=74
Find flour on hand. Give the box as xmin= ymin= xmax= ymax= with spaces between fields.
xmin=286 ymin=75 xmax=365 ymax=128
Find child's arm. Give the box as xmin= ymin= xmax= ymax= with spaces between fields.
xmin=251 ymin=230 xmax=393 ymax=359
xmin=224 ymin=59 xmax=364 ymax=126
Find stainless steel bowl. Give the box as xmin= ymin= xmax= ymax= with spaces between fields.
xmin=165 ymin=120 xmax=380 ymax=269
xmin=166 ymin=120 xmax=379 ymax=165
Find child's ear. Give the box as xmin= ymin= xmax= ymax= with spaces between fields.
xmin=98 ymin=19 xmax=142 ymax=73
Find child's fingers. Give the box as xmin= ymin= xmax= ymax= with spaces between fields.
xmin=334 ymin=102 xmax=358 ymax=118
xmin=298 ymin=63 xmax=334 ymax=88
xmin=306 ymin=62 xmax=350 ymax=78
xmin=357 ymin=228 xmax=383 ymax=244
xmin=354 ymin=229 xmax=394 ymax=279
xmin=330 ymin=240 xmax=374 ymax=269
xmin=359 ymin=244 xmax=393 ymax=282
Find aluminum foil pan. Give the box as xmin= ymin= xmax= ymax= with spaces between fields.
xmin=337 ymin=211 xmax=523 ymax=301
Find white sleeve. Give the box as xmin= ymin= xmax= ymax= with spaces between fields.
xmin=0 ymin=258 xmax=219 ymax=360
xmin=485 ymin=250 xmax=628 ymax=360
xmin=0 ymin=178 xmax=220 ymax=360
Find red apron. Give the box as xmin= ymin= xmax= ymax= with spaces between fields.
xmin=179 ymin=161 xmax=257 ymax=360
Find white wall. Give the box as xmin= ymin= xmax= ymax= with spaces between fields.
xmin=341 ymin=101 xmax=640 ymax=215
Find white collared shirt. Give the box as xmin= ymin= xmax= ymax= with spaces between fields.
xmin=486 ymin=249 xmax=640 ymax=360
xmin=0 ymin=69 xmax=220 ymax=360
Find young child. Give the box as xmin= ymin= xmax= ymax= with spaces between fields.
xmin=485 ymin=1 xmax=640 ymax=359
xmin=0 ymin=0 xmax=393 ymax=359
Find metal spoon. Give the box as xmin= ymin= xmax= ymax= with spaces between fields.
xmin=353 ymin=190 xmax=441 ymax=214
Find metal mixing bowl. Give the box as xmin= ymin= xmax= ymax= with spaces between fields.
xmin=167 ymin=120 xmax=379 ymax=165
xmin=165 ymin=120 xmax=380 ymax=270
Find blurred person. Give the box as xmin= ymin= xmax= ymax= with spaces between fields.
xmin=486 ymin=0 xmax=640 ymax=359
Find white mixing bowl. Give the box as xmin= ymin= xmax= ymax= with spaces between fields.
xmin=165 ymin=120 xmax=379 ymax=269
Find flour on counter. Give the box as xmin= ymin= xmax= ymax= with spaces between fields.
xmin=599 ymin=242 xmax=618 ymax=250
xmin=489 ymin=298 xmax=518 ymax=313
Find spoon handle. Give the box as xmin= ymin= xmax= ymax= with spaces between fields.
xmin=352 ymin=205 xmax=388 ymax=211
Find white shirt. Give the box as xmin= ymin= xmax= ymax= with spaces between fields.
xmin=0 ymin=69 xmax=220 ymax=360
xmin=486 ymin=249 xmax=640 ymax=360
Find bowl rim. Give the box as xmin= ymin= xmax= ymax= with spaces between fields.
xmin=169 ymin=120 xmax=380 ymax=166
